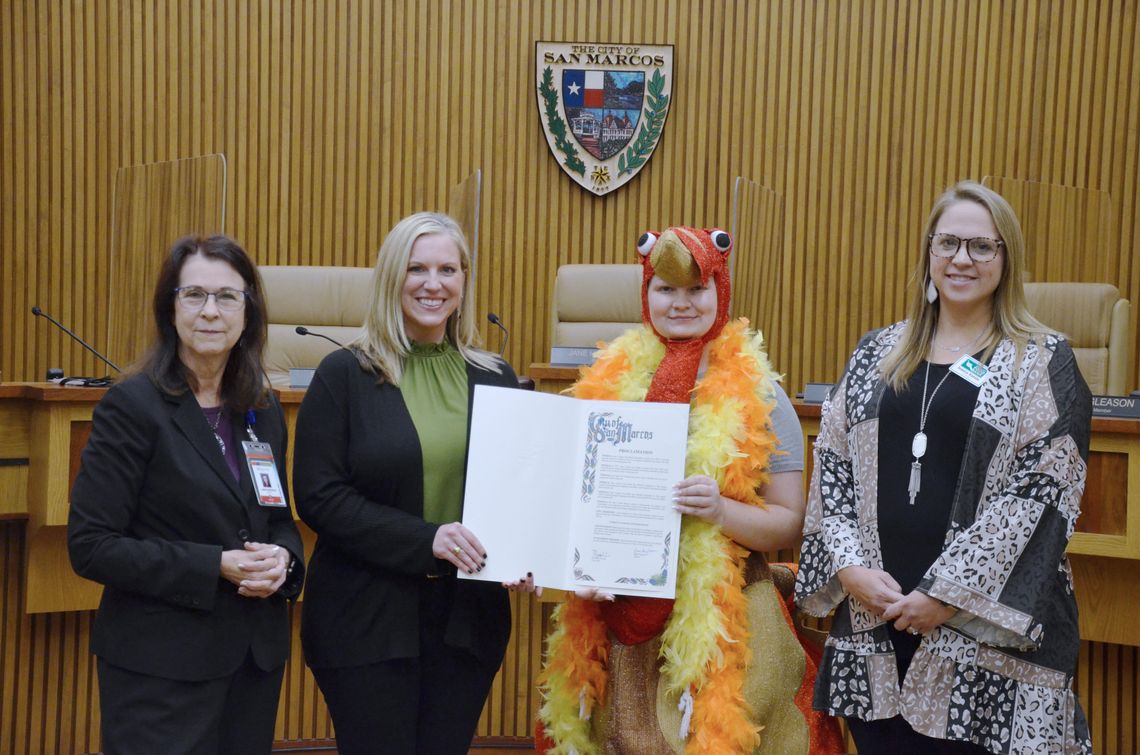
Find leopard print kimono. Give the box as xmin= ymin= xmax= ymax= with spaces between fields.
xmin=795 ymin=322 xmax=1093 ymax=755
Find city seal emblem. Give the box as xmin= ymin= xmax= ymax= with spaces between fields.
xmin=536 ymin=41 xmax=674 ymax=196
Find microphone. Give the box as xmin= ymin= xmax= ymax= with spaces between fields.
xmin=31 ymin=305 xmax=122 ymax=377
xmin=487 ymin=313 xmax=509 ymax=356
xmin=295 ymin=326 xmax=346 ymax=349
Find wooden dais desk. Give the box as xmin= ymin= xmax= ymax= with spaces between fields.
xmin=528 ymin=363 xmax=1140 ymax=646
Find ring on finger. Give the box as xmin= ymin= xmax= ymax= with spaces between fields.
xmin=908 ymin=627 xmax=919 ymax=636
xmin=451 ymin=546 xmax=462 ymax=555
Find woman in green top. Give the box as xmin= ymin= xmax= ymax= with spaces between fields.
xmin=294 ymin=212 xmax=536 ymax=754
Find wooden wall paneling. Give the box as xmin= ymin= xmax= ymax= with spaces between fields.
xmin=448 ymin=170 xmax=482 ymax=276
xmin=273 ymin=604 xmax=334 ymax=743
xmin=730 ymin=177 xmax=784 ymax=367
xmin=106 ymin=155 xmax=226 ymax=371
xmin=0 ymin=516 xmax=20 ymax=755
xmin=0 ymin=1 xmax=11 ymax=382
xmin=0 ymin=523 xmax=101 ymax=755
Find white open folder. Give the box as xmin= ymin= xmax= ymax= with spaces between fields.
xmin=459 ymin=385 xmax=689 ymax=598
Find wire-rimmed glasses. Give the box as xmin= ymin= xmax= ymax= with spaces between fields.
xmin=174 ymin=286 xmax=248 ymax=312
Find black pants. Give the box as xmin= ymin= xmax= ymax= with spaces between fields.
xmin=312 ymin=578 xmax=503 ymax=754
xmin=97 ymin=651 xmax=285 ymax=755
xmin=847 ymin=715 xmax=992 ymax=754
xmin=845 ymin=627 xmax=988 ymax=754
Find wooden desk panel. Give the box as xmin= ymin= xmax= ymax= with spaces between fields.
xmin=1082 ymin=452 xmax=1129 ymax=536
xmin=0 ymin=401 xmax=30 ymax=457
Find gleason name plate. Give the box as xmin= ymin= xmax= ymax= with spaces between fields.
xmin=1092 ymin=395 xmax=1140 ymax=419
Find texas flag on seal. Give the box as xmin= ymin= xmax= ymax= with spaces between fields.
xmin=562 ymin=70 xmax=605 ymax=108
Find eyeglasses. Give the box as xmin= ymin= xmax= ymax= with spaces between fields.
xmin=174 ymin=286 xmax=248 ymax=312
xmin=928 ymin=233 xmax=1004 ymax=263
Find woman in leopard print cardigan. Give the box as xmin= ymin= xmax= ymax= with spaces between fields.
xmin=795 ymin=182 xmax=1092 ymax=755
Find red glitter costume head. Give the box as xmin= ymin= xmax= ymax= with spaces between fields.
xmin=636 ymin=226 xmax=733 ymax=405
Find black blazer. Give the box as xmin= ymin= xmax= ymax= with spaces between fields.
xmin=294 ymin=347 xmax=518 ymax=669
xmin=68 ymin=374 xmax=305 ymax=682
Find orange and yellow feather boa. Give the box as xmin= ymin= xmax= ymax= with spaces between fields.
xmin=538 ymin=319 xmax=781 ymax=754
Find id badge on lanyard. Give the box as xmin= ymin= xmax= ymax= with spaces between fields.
xmin=243 ymin=439 xmax=287 ymax=508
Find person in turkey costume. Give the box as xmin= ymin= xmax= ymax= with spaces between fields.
xmin=537 ymin=227 xmax=843 ymax=754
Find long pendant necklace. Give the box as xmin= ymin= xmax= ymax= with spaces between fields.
xmin=908 ymin=362 xmax=953 ymax=505
xmin=207 ymin=410 xmax=226 ymax=455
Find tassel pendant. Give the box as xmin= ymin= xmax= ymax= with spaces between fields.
xmin=908 ymin=460 xmax=922 ymax=505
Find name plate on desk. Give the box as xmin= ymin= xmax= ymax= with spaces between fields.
xmin=801 ymin=382 xmax=834 ymax=404
xmin=289 ymin=368 xmax=316 ymax=389
xmin=550 ymin=346 xmax=599 ymax=367
xmin=1092 ymin=395 xmax=1140 ymax=418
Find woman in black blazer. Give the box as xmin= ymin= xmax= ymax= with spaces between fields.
xmin=69 ymin=235 xmax=305 ymax=755
xmin=294 ymin=212 xmax=536 ymax=754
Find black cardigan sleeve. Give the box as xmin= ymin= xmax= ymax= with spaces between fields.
xmin=293 ymin=350 xmax=442 ymax=575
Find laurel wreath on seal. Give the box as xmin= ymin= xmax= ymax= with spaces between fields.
xmin=539 ymin=66 xmax=586 ymax=176
xmin=618 ymin=68 xmax=669 ymax=177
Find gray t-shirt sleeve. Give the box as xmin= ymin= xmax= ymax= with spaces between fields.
xmin=766 ymin=383 xmax=805 ymax=473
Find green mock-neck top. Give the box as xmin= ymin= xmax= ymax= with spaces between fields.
xmin=401 ymin=340 xmax=469 ymax=525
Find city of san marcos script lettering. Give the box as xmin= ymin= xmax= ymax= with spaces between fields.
xmin=536 ymin=41 xmax=674 ymax=196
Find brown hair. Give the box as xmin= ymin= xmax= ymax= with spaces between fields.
xmin=133 ymin=234 xmax=270 ymax=410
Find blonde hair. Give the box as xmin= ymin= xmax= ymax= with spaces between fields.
xmin=881 ymin=181 xmax=1053 ymax=390
xmin=350 ymin=212 xmax=501 ymax=384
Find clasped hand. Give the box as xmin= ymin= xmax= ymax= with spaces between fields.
xmin=881 ymin=591 xmax=957 ymax=635
xmin=220 ymin=541 xmax=290 ymax=598
xmin=838 ymin=565 xmax=956 ymax=635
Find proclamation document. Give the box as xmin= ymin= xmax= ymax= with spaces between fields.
xmin=460 ymin=385 xmax=688 ymax=598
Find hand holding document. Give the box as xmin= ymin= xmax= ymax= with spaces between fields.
xmin=460 ymin=386 xmax=689 ymax=598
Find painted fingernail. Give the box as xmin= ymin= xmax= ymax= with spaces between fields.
xmin=527 ymin=572 xmax=533 ymax=577
xmin=482 ymin=552 xmax=488 ymax=559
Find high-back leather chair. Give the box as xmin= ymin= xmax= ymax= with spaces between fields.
xmin=1023 ymin=282 xmax=1133 ymax=395
xmin=550 ymin=264 xmax=642 ymax=348
xmin=259 ymin=265 xmax=372 ymax=387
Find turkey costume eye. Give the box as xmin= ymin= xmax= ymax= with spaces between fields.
xmin=709 ymin=229 xmax=731 ymax=252
xmin=637 ymin=232 xmax=658 ymax=256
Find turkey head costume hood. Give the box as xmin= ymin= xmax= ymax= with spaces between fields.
xmin=637 ymin=226 xmax=733 ymax=404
